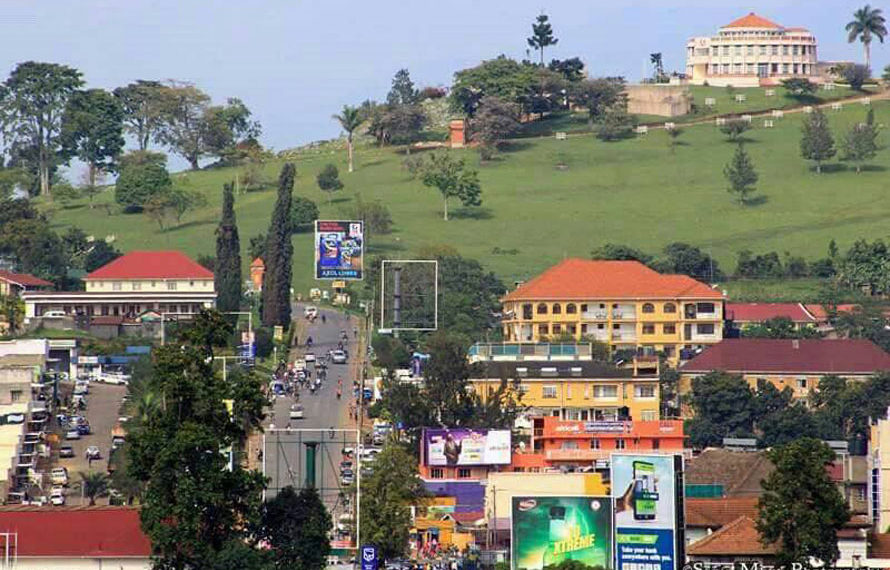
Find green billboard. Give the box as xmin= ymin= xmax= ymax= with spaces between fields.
xmin=512 ymin=496 xmax=613 ymax=570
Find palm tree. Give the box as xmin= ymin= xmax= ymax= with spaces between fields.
xmin=79 ymin=471 xmax=109 ymax=506
xmin=332 ymin=105 xmax=364 ymax=173
xmin=846 ymin=5 xmax=887 ymax=71
xmin=650 ymin=53 xmax=664 ymax=81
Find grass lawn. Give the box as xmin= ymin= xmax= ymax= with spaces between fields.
xmin=44 ymin=97 xmax=890 ymax=300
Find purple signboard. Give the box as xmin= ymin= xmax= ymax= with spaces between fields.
xmin=423 ymin=428 xmax=511 ymax=466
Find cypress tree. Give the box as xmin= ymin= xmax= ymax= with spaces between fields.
xmin=215 ymin=182 xmax=242 ymax=313
xmin=261 ymin=163 xmax=295 ymax=328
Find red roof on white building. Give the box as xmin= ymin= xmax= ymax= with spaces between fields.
xmin=725 ymin=303 xmax=816 ymax=324
xmin=0 ymin=270 xmax=51 ymax=288
xmin=723 ymin=12 xmax=782 ymax=29
xmin=85 ymin=251 xmax=213 ymax=280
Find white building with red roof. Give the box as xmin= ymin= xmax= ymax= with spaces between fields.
xmin=686 ymin=12 xmax=818 ymax=86
xmin=21 ymin=251 xmax=216 ymax=322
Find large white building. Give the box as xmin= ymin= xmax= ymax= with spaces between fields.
xmin=686 ymin=12 xmax=818 ymax=86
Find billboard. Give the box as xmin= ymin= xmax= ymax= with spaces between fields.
xmin=512 ymin=496 xmax=613 ymax=570
xmin=423 ymin=428 xmax=510 ymax=466
xmin=611 ymin=454 xmax=684 ymax=570
xmin=315 ymin=220 xmax=364 ymax=280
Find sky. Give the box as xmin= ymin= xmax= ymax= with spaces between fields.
xmin=0 ymin=0 xmax=882 ymax=170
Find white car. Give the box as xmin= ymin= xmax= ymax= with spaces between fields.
xmin=42 ymin=311 xmax=67 ymax=318
xmin=85 ymin=446 xmax=101 ymax=460
xmin=331 ymin=351 xmax=347 ymax=364
xmin=65 ymin=429 xmax=80 ymax=440
xmin=50 ymin=491 xmax=65 ymax=506
xmin=50 ymin=467 xmax=68 ymax=486
xmin=289 ymin=405 xmax=304 ymax=420
xmin=304 ymin=353 xmax=316 ymax=363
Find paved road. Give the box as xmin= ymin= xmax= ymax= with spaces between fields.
xmin=263 ymin=304 xmax=362 ymax=531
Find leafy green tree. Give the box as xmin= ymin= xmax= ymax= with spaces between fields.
xmin=846 ymin=5 xmax=887 ymax=70
xmin=840 ymin=63 xmax=871 ymax=90
xmin=316 ymin=163 xmax=343 ymax=205
xmin=126 ymin=314 xmax=269 ymax=569
xmin=719 ymin=119 xmax=750 ymax=142
xmin=742 ymin=317 xmax=822 ymax=339
xmin=0 ymin=61 xmax=84 ymax=197
xmin=59 ymin=89 xmax=125 ymax=188
xmin=548 ymin=57 xmax=586 ymax=82
xmin=841 ymin=122 xmax=878 ymax=173
xmin=261 ymin=164 xmax=295 ymax=328
xmin=378 ymin=104 xmax=427 ymax=151
xmin=832 ymin=304 xmax=890 ymax=351
xmin=470 ymin=96 xmax=520 ymax=159
xmin=113 ymin=80 xmax=171 ymax=151
xmin=1 ymin=295 xmax=25 ymax=334
xmin=781 ymin=77 xmax=817 ymax=98
xmin=215 ymin=182 xmax=242 ymax=313
xmin=347 ymin=193 xmax=393 ymax=235
xmin=0 ymin=200 xmax=66 ymax=282
xmin=155 ymin=81 xmax=211 ymax=170
xmin=527 ymin=13 xmax=558 ymax=65
xmin=51 ymin=181 xmax=81 ymax=206
xmin=166 ymin=187 xmax=208 ymax=224
xmin=569 ymin=77 xmax=627 ymax=130
xmin=79 ymin=471 xmax=110 ymax=506
xmin=332 ymin=105 xmax=364 ymax=173
xmin=114 ymin=151 xmax=172 ymax=210
xmin=291 ymin=196 xmax=319 ymax=232
xmin=386 ymin=69 xmax=419 ymax=106
xmin=451 ymin=56 xmax=538 ymax=116
xmin=660 ymin=242 xmax=722 ymax=280
xmin=437 ymin=254 xmax=507 ymax=339
xmin=723 ymin=143 xmax=758 ymax=204
xmin=735 ymin=250 xmax=785 ymax=278
xmin=360 ymin=442 xmax=428 ymax=564
xmin=419 ymin=152 xmax=482 ymax=221
xmin=260 ymin=486 xmax=331 ymax=570
xmin=801 ymin=108 xmax=836 ymax=174
xmin=597 ymin=105 xmax=634 ymax=141
xmin=591 ymin=243 xmax=653 ymax=264
xmin=835 ymin=238 xmax=890 ymax=296
xmin=685 ymin=371 xmax=755 ymax=448
xmin=757 ymin=438 xmax=850 ymax=567
xmin=202 ymin=97 xmax=261 ymax=162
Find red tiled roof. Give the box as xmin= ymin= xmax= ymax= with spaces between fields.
xmin=503 ymin=259 xmax=722 ymax=301
xmin=0 ymin=271 xmax=51 ymax=288
xmin=726 ymin=303 xmax=815 ymax=324
xmin=686 ymin=497 xmax=760 ymax=528
xmin=451 ymin=511 xmax=484 ymax=525
xmin=723 ymin=12 xmax=782 ymax=29
xmin=687 ymin=516 xmax=777 ymax=556
xmin=0 ymin=506 xmax=150 ymax=558
xmin=804 ymin=304 xmax=863 ymax=321
xmin=85 ymin=251 xmax=213 ymax=280
xmin=681 ymin=339 xmax=890 ymax=374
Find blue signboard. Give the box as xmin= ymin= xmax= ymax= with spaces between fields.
xmin=360 ymin=545 xmax=378 ymax=570
xmin=315 ymin=220 xmax=364 ymax=280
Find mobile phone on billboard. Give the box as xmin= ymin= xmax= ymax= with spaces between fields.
xmin=632 ymin=460 xmax=658 ymax=520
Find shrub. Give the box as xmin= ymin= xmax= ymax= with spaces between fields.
xmin=291 ymin=196 xmax=319 ymax=232
xmin=346 ymin=194 xmax=392 ymax=235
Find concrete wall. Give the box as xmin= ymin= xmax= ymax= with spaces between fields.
xmin=626 ymin=84 xmax=692 ymax=117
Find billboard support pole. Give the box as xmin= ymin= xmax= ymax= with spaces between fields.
xmin=393 ymin=266 xmax=402 ymax=339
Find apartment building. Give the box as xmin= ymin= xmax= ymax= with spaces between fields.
xmin=500 ymin=259 xmax=724 ymax=364
xmin=686 ymin=12 xmax=818 ymax=86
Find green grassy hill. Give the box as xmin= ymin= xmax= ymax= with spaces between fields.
xmin=45 ymin=95 xmax=890 ymax=298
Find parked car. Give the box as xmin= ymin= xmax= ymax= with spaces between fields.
xmin=331 ymin=350 xmax=347 ymax=364
xmin=339 ymin=460 xmax=353 ymax=472
xmin=42 ymin=311 xmax=67 ymax=318
xmin=58 ymin=445 xmax=74 ymax=459
xmin=304 ymin=353 xmax=316 ymax=363
xmin=289 ymin=404 xmax=304 ymax=420
xmin=65 ymin=429 xmax=80 ymax=440
xmin=76 ymin=423 xmax=91 ymax=436
xmin=85 ymin=446 xmax=101 ymax=460
xmin=50 ymin=490 xmax=65 ymax=506
xmin=50 ymin=467 xmax=68 ymax=486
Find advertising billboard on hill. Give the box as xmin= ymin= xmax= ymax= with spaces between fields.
xmin=314 ymin=220 xmax=364 ymax=280
xmin=423 ymin=428 xmax=511 ymax=466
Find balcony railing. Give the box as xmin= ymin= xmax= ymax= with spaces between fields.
xmin=581 ymin=311 xmax=608 ymax=320
xmin=611 ymin=332 xmax=637 ymax=342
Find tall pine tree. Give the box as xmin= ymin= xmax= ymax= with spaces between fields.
xmin=261 ymin=163 xmax=295 ymax=328
xmin=215 ymin=182 xmax=242 ymax=313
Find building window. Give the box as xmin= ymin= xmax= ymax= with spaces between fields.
xmin=522 ymin=304 xmax=533 ymax=319
xmin=663 ymin=303 xmax=676 ymax=313
xmin=590 ymin=439 xmax=600 ymax=450
xmin=663 ymin=324 xmax=676 ymax=334
xmin=580 ymin=304 xmax=588 ymax=312
xmin=167 ymin=282 xmax=177 ymax=291
xmin=792 ymin=45 xmax=799 ymax=55
xmin=542 ymin=386 xmax=558 ymax=399
xmin=635 ymin=385 xmax=656 ymax=399
xmin=697 ymin=302 xmax=715 ymax=314
xmin=697 ymin=323 xmax=715 ymax=335
xmin=641 ymin=410 xmax=657 ymax=421
xmin=581 ymin=324 xmax=588 ymax=334
xmin=567 ymin=324 xmax=577 ymax=336
xmin=458 ymin=468 xmax=471 ymax=479
xmin=797 ymin=378 xmax=808 ymax=389
xmin=746 ymin=45 xmax=753 ymax=55
xmin=772 ymin=45 xmax=778 ymax=55
xmin=616 ymin=439 xmax=626 ymax=450
xmin=132 ymin=282 xmax=141 ymax=291
xmin=759 ymin=45 xmax=767 ymax=55
xmin=783 ymin=63 xmax=790 ymax=74
xmin=10 ymin=390 xmax=21 ymax=403
xmin=597 ymin=324 xmax=605 ymax=330
xmin=566 ymin=303 xmax=577 ymax=314
xmin=112 ymin=282 xmax=122 ymax=291
xmin=734 ymin=45 xmax=741 ymax=56
xmin=652 ymin=439 xmax=660 ymax=449
xmin=431 ymin=468 xmax=444 ymax=479
xmin=538 ymin=324 xmax=548 ymax=336
xmin=857 ymin=486 xmax=867 ymax=501
xmin=642 ymin=303 xmax=654 ymax=313
xmin=782 ymin=45 xmax=789 ymax=55
xmin=537 ymin=303 xmax=548 ymax=315
xmin=189 ymin=280 xmax=195 ymax=286
xmin=642 ymin=324 xmax=655 ymax=335
xmin=552 ymin=303 xmax=562 ymax=315
xmin=552 ymin=324 xmax=562 ymax=335
xmin=593 ymin=385 xmax=617 ymax=399
xmin=664 ymin=346 xmax=675 ymax=357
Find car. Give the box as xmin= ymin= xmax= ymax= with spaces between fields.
xmin=304 ymin=353 xmax=316 ymax=363
xmin=288 ymin=405 xmax=304 ymax=420
xmin=58 ymin=445 xmax=74 ymax=459
xmin=50 ymin=492 xmax=65 ymax=506
xmin=65 ymin=429 xmax=80 ymax=440
xmin=112 ymin=435 xmax=126 ymax=449
xmin=42 ymin=310 xmax=67 ymax=318
xmin=76 ymin=423 xmax=91 ymax=436
xmin=339 ymin=460 xmax=353 ymax=472
xmin=341 ymin=447 xmax=354 ymax=457
xmin=50 ymin=467 xmax=68 ymax=486
xmin=85 ymin=446 xmax=101 ymax=460
xmin=304 ymin=306 xmax=318 ymax=318
xmin=6 ymin=414 xmax=24 ymax=424
xmin=331 ymin=350 xmax=347 ymax=364
xmin=50 ymin=485 xmax=66 ymax=497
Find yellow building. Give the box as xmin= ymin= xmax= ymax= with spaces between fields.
xmin=685 ymin=13 xmax=818 ymax=87
xmin=470 ymin=358 xmax=659 ymax=422
xmin=22 ymin=251 xmax=216 ymax=320
xmin=501 ymin=259 xmax=724 ymax=365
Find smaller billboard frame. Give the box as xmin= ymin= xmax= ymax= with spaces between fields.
xmin=379 ymin=259 xmax=438 ymax=332
xmin=314 ymin=220 xmax=364 ymax=281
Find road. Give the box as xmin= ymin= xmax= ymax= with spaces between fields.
xmin=263 ymin=304 xmax=363 ymax=533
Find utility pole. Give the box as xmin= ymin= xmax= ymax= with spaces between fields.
xmin=393 ymin=265 xmax=402 ymax=339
